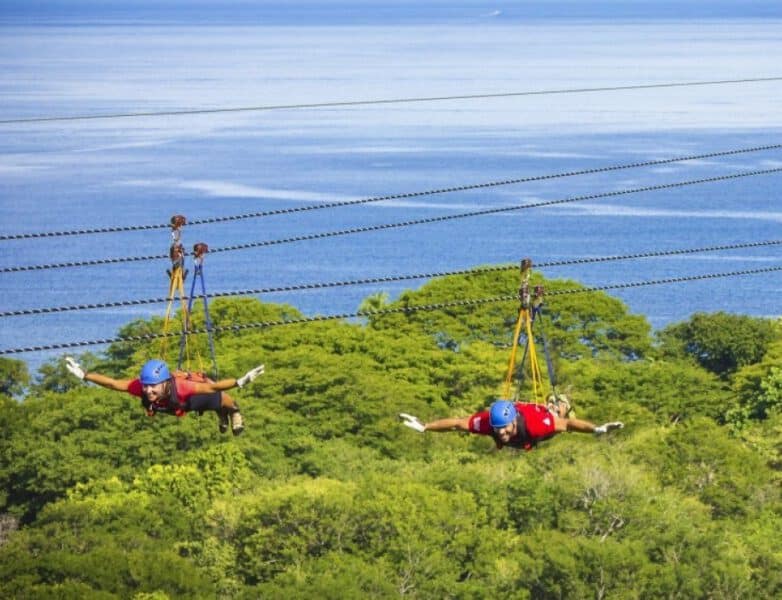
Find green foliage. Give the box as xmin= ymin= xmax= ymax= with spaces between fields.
xmin=724 ymin=339 xmax=782 ymax=427
xmin=0 ymin=357 xmax=29 ymax=397
xmin=247 ymin=553 xmax=399 ymax=599
xmin=1 ymin=271 xmax=780 ymax=598
xmin=102 ymin=316 xmax=167 ymax=373
xmin=0 ymin=386 xmax=222 ymax=522
xmin=658 ymin=312 xmax=777 ymax=377
xmin=0 ymin=516 xmax=216 ymax=599
xmin=736 ymin=413 xmax=782 ymax=471
xmin=31 ymin=352 xmax=101 ymax=394
xmin=358 ymin=290 xmax=390 ymax=313
xmin=567 ymin=356 xmax=733 ymax=424
xmin=369 ymin=270 xmax=652 ymax=361
xmin=757 ymin=367 xmax=782 ymax=416
xmin=232 ymin=472 xmax=485 ymax=595
xmin=626 ymin=418 xmax=779 ymax=519
xmin=134 ymin=444 xmax=252 ymax=514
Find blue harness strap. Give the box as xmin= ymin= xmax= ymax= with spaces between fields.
xmin=177 ymin=244 xmax=219 ymax=380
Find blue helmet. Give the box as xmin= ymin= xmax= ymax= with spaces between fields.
xmin=489 ymin=400 xmax=517 ymax=428
xmin=140 ymin=359 xmax=171 ymax=385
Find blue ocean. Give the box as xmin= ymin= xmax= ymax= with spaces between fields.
xmin=1 ymin=2 xmax=782 ymax=374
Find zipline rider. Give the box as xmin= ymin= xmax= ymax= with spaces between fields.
xmin=65 ymin=357 xmax=264 ymax=435
xmin=400 ymin=400 xmax=623 ymax=451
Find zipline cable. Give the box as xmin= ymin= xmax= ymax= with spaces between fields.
xmin=2 ymin=264 xmax=779 ymax=355
xmin=3 ymin=167 xmax=781 ymax=274
xmin=2 ymin=238 xmax=780 ymax=318
xmin=2 ymin=142 xmax=780 ymax=241
xmin=2 ymin=76 xmax=780 ymax=125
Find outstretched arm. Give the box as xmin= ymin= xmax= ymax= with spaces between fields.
xmin=554 ymin=416 xmax=623 ymax=435
xmin=192 ymin=378 xmax=241 ymax=393
xmin=192 ymin=364 xmax=265 ymax=393
xmin=423 ymin=416 xmax=471 ymax=432
xmin=84 ymin=372 xmax=133 ymax=392
xmin=66 ymin=357 xmax=132 ymax=392
xmin=399 ymin=414 xmax=472 ymax=433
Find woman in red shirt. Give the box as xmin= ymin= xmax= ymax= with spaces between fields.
xmin=65 ymin=357 xmax=264 ymax=435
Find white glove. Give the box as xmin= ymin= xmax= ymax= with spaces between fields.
xmin=65 ymin=356 xmax=86 ymax=380
xmin=237 ymin=364 xmax=265 ymax=388
xmin=594 ymin=422 xmax=624 ymax=435
xmin=399 ymin=413 xmax=426 ymax=433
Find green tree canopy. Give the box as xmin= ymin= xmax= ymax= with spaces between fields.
xmin=658 ymin=312 xmax=777 ymax=377
xmin=1 ymin=271 xmax=780 ymax=598
xmin=0 ymin=357 xmax=29 ymax=397
xmin=368 ymin=269 xmax=652 ymax=361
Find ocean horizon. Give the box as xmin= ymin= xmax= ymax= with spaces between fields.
xmin=3 ymin=1 xmax=782 ymax=25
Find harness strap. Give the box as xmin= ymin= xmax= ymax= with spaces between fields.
xmin=536 ymin=312 xmax=558 ymax=391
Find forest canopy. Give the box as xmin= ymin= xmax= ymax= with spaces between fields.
xmin=1 ymin=269 xmax=780 ymax=599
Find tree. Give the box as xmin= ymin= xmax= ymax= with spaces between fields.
xmin=755 ymin=367 xmax=782 ymax=418
xmin=368 ymin=270 xmax=652 ymax=361
xmin=629 ymin=417 xmax=779 ymax=519
xmin=0 ymin=385 xmax=221 ymax=522
xmin=2 ymin=282 xmax=781 ymax=598
xmin=358 ymin=291 xmax=390 ymax=313
xmin=568 ymin=356 xmax=734 ymax=424
xmin=32 ymin=352 xmax=101 ymax=394
xmin=658 ymin=312 xmax=777 ymax=378
xmin=0 ymin=358 xmax=29 ymax=397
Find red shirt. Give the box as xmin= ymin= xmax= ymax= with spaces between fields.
xmin=467 ymin=402 xmax=556 ymax=450
xmin=127 ymin=377 xmax=198 ymax=414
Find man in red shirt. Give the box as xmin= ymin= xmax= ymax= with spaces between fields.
xmin=400 ymin=399 xmax=622 ymax=451
xmin=65 ymin=357 xmax=264 ymax=435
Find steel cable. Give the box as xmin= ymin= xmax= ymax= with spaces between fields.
xmin=2 ymin=238 xmax=780 ymax=318
xmin=1 ymin=142 xmax=780 ymax=241
xmin=1 ymin=264 xmax=779 ymax=355
xmin=2 ymin=76 xmax=780 ymax=125
xmin=3 ymin=167 xmax=781 ymax=274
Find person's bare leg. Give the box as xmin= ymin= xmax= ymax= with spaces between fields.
xmin=220 ymin=392 xmax=243 ymax=435
xmin=547 ymin=394 xmax=572 ymax=418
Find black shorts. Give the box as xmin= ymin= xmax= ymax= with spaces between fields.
xmin=186 ymin=392 xmax=222 ymax=413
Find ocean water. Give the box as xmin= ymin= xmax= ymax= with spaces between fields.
xmin=1 ymin=11 xmax=782 ymax=374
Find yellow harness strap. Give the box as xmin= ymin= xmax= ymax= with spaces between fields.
xmin=160 ymin=265 xmax=189 ymax=360
xmin=500 ymin=258 xmax=546 ymax=403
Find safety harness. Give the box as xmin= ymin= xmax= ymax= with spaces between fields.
xmin=141 ymin=370 xmax=214 ymax=417
xmin=160 ymin=216 xmax=219 ymax=381
xmin=502 ymin=258 xmax=560 ymax=404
